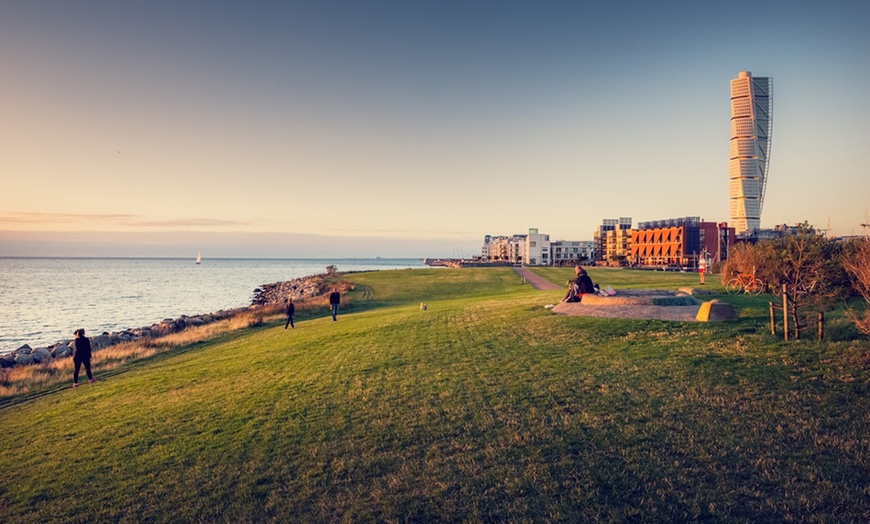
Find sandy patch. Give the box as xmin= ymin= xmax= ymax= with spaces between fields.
xmin=551 ymin=290 xmax=704 ymax=322
xmin=551 ymin=302 xmax=701 ymax=322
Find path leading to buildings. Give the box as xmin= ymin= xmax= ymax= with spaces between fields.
xmin=513 ymin=266 xmax=563 ymax=291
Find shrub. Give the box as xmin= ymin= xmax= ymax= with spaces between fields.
xmin=723 ymin=226 xmax=850 ymax=339
xmin=842 ymin=236 xmax=870 ymax=335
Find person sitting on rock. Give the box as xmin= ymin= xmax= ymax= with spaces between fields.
xmin=563 ymin=266 xmax=596 ymax=302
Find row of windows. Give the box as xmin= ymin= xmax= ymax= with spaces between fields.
xmin=731 ymin=118 xmax=756 ymax=137
xmin=731 ymin=98 xmax=752 ymax=117
xmin=730 ymin=82 xmax=750 ymax=98
xmin=730 ymin=141 xmax=759 ymax=158
xmin=730 ymin=200 xmax=761 ymax=216
xmin=729 ymin=158 xmax=761 ymax=171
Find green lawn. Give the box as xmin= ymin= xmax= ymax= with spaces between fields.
xmin=1 ymin=267 xmax=868 ymax=522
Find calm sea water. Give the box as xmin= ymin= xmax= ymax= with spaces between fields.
xmin=0 ymin=257 xmax=424 ymax=353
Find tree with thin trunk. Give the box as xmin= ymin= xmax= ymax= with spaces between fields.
xmin=767 ymin=225 xmax=849 ymax=339
xmin=842 ymin=236 xmax=870 ymax=335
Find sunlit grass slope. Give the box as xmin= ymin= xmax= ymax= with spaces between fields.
xmin=1 ymin=268 xmax=868 ymax=522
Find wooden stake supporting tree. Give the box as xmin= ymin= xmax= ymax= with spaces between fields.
xmin=770 ymin=284 xmax=827 ymax=341
xmin=728 ymin=225 xmax=849 ymax=343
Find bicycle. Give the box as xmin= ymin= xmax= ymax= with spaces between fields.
xmin=725 ymin=271 xmax=765 ymax=295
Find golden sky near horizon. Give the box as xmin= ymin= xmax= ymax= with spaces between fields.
xmin=2 ymin=2 xmax=869 ymax=257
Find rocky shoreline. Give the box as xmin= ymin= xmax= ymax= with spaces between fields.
xmin=1 ymin=274 xmax=329 ymax=369
xmin=251 ymin=274 xmax=330 ymax=305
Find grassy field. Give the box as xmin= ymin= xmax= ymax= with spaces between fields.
xmin=1 ymin=267 xmax=868 ymax=522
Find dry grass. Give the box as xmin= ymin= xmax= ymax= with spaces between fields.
xmin=844 ymin=237 xmax=870 ymax=334
xmin=0 ymin=279 xmax=359 ymax=401
xmin=0 ymin=300 xmax=321 ymax=399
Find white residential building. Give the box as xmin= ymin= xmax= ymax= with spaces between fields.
xmin=524 ymin=228 xmax=550 ymax=266
xmin=482 ymin=234 xmax=525 ymax=263
xmin=551 ymin=240 xmax=594 ymax=264
xmin=483 ymin=229 xmax=591 ymax=266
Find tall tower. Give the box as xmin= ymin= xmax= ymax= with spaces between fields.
xmin=729 ymin=71 xmax=773 ymax=235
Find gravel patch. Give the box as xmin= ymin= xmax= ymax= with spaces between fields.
xmin=551 ymin=302 xmax=701 ymax=322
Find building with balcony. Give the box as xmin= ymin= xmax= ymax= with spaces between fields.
xmin=730 ymin=71 xmax=773 ymax=235
xmin=594 ymin=218 xmax=632 ymax=263
xmin=631 ymin=217 xmax=735 ymax=267
xmin=483 ymin=229 xmax=590 ymax=266
xmin=551 ymin=240 xmax=594 ymax=265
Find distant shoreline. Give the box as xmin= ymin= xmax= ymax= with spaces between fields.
xmin=0 ymin=256 xmax=428 ymax=261
xmin=0 ymin=258 xmax=427 ymax=355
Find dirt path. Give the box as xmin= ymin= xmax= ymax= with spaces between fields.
xmin=513 ymin=266 xmax=563 ymax=291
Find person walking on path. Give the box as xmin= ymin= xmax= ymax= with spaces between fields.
xmin=72 ymin=328 xmax=96 ymax=388
xmin=284 ymin=298 xmax=295 ymax=329
xmin=329 ymin=288 xmax=341 ymax=321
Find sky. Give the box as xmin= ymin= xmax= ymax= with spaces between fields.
xmin=1 ymin=0 xmax=869 ymax=258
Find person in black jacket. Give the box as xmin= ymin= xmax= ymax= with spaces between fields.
xmin=575 ymin=266 xmax=596 ymax=295
xmin=284 ymin=298 xmax=295 ymax=329
xmin=72 ymin=328 xmax=96 ymax=387
xmin=563 ymin=266 xmax=596 ymax=302
xmin=329 ymin=288 xmax=340 ymax=321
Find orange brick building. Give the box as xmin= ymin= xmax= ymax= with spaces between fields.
xmin=630 ymin=218 xmax=735 ymax=267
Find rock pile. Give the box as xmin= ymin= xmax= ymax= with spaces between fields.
xmin=251 ymin=274 xmax=328 ymax=306
xmin=1 ymin=273 xmax=335 ymax=370
xmin=0 ymin=308 xmax=246 ymax=369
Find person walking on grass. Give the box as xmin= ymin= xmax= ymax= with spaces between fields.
xmin=698 ymin=255 xmax=707 ymax=285
xmin=284 ymin=297 xmax=295 ymax=329
xmin=329 ymin=287 xmax=341 ymax=321
xmin=72 ymin=328 xmax=96 ymax=388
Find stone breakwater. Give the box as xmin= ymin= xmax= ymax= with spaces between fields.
xmin=1 ymin=274 xmax=329 ymax=369
xmin=251 ymin=274 xmax=329 ymax=305
xmin=0 ymin=308 xmax=246 ymax=369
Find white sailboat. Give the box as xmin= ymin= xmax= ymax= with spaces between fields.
xmin=196 ymin=250 xmax=201 ymax=265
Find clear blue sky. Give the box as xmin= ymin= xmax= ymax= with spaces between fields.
xmin=2 ymin=1 xmax=868 ymax=257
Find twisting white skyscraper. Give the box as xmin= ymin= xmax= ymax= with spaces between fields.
xmin=729 ymin=71 xmax=773 ymax=235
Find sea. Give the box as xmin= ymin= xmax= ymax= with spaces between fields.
xmin=0 ymin=257 xmax=425 ymax=354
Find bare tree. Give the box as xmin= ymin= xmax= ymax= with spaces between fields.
xmin=720 ymin=241 xmax=777 ymax=288
xmin=767 ymin=225 xmax=849 ymax=339
xmin=724 ymin=225 xmax=850 ymax=339
xmin=842 ymin=236 xmax=870 ymax=335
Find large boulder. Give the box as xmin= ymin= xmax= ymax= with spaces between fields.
xmin=0 ymin=356 xmax=16 ymax=368
xmin=14 ymin=344 xmax=32 ymax=354
xmin=134 ymin=328 xmax=153 ymax=338
xmin=14 ymin=353 xmax=34 ymax=366
xmin=30 ymin=347 xmax=51 ymax=363
xmin=53 ymin=346 xmax=72 ymax=359
xmin=696 ymin=299 xmax=738 ymax=322
xmin=90 ymin=335 xmax=112 ymax=351
xmin=52 ymin=340 xmax=72 ymax=352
